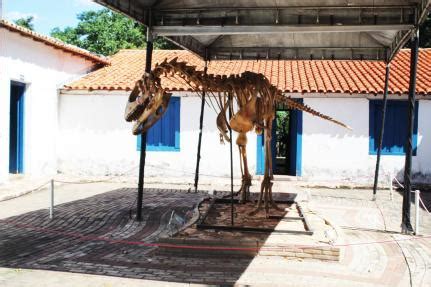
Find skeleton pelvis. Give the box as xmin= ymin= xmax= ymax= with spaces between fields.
xmin=229 ymin=98 xmax=256 ymax=133
xmin=230 ymin=113 xmax=254 ymax=133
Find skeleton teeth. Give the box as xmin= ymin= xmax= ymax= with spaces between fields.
xmin=124 ymin=101 xmax=144 ymax=122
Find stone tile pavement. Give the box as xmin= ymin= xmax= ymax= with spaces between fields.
xmin=0 ymin=179 xmax=430 ymax=286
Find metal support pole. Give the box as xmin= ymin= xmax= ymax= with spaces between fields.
xmin=414 ymin=190 xmax=420 ymax=235
xmin=402 ymin=30 xmax=419 ymax=233
xmin=49 ymin=179 xmax=54 ymax=219
xmin=194 ymin=60 xmax=208 ymax=192
xmin=136 ymin=30 xmax=153 ymax=222
xmin=228 ymin=93 xmax=234 ymax=226
xmin=372 ymin=63 xmax=391 ymax=201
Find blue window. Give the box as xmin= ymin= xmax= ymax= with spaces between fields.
xmin=137 ymin=97 xmax=180 ymax=151
xmin=369 ymin=100 xmax=418 ymax=156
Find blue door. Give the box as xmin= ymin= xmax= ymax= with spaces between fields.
xmin=9 ymin=82 xmax=25 ymax=174
xmin=287 ymin=108 xmax=302 ymax=176
xmin=256 ymin=132 xmax=265 ymax=175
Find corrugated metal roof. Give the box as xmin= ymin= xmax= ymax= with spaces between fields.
xmin=94 ymin=0 xmax=430 ymax=62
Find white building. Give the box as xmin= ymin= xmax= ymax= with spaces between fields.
xmin=61 ymin=49 xmax=431 ymax=185
xmin=0 ymin=20 xmax=108 ymax=183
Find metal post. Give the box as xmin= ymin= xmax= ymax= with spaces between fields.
xmin=194 ymin=60 xmax=208 ymax=192
xmin=414 ymin=190 xmax=420 ymax=235
xmin=228 ymin=93 xmax=234 ymax=226
xmin=136 ymin=30 xmax=153 ymax=222
xmin=372 ymin=63 xmax=391 ymax=201
xmin=49 ymin=179 xmax=54 ymax=219
xmin=402 ymin=30 xmax=419 ymax=233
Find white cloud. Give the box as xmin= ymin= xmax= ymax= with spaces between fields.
xmin=5 ymin=11 xmax=39 ymax=21
xmin=74 ymin=0 xmax=100 ymax=8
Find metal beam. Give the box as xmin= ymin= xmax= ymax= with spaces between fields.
xmin=372 ymin=63 xmax=391 ymax=200
xmin=194 ymin=60 xmax=208 ymax=192
xmin=136 ymin=31 xmax=153 ymax=222
xmin=164 ymin=35 xmax=206 ymax=58
xmin=207 ymin=47 xmax=387 ymax=61
xmin=154 ymin=24 xmax=413 ymax=36
xmin=154 ymin=5 xmax=416 ymax=12
xmin=228 ymin=92 xmax=234 ymax=227
xmin=402 ymin=30 xmax=419 ymax=234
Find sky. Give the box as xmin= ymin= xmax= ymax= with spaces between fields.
xmin=3 ymin=0 xmax=103 ymax=35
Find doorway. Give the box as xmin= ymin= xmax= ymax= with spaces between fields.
xmin=9 ymin=81 xmax=26 ymax=174
xmin=273 ymin=109 xmax=290 ymax=175
xmin=256 ymin=103 xmax=302 ymax=176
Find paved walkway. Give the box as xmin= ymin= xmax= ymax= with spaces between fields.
xmin=0 ymin=178 xmax=430 ymax=286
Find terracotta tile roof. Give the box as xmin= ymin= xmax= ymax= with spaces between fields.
xmin=64 ymin=49 xmax=431 ymax=96
xmin=1 ymin=19 xmax=109 ymax=65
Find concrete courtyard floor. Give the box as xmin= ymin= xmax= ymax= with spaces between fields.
xmin=0 ymin=176 xmax=430 ymax=287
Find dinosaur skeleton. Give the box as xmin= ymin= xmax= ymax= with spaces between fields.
xmin=125 ymin=58 xmax=351 ymax=216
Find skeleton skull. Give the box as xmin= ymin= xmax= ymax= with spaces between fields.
xmin=125 ymin=73 xmax=172 ymax=135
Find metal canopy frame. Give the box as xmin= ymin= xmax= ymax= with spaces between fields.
xmin=95 ymin=1 xmax=430 ymax=233
xmin=94 ymin=0 xmax=430 ymax=62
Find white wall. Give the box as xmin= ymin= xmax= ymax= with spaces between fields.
xmin=58 ymin=92 xmax=431 ymax=185
xmin=57 ymin=92 xmax=257 ymax=180
xmin=0 ymin=29 xmax=98 ymax=182
xmin=302 ymin=98 xmax=431 ymax=184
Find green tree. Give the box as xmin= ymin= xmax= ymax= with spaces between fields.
xmin=51 ymin=9 xmax=176 ymax=56
xmin=14 ymin=16 xmax=35 ymax=31
xmin=420 ymin=14 xmax=431 ymax=48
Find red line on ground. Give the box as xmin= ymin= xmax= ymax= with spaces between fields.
xmin=1 ymin=219 xmax=430 ymax=252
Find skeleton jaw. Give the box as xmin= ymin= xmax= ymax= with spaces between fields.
xmin=131 ymin=92 xmax=172 ymax=135
xmin=125 ymin=85 xmax=147 ymax=122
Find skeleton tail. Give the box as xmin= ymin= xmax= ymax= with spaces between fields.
xmin=276 ymin=93 xmax=352 ymax=130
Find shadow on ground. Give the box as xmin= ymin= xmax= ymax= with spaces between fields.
xmin=0 ymin=188 xmax=285 ymax=284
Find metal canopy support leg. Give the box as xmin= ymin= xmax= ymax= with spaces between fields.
xmin=136 ymin=30 xmax=154 ymax=222
xmin=402 ymin=30 xmax=419 ymax=233
xmin=194 ymin=60 xmax=208 ymax=192
xmin=372 ymin=63 xmax=391 ymax=200
xmin=228 ymin=93 xmax=234 ymax=226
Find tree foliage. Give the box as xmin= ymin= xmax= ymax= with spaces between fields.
xmin=50 ymin=9 xmax=176 ymax=56
xmin=275 ymin=111 xmax=289 ymax=158
xmin=14 ymin=16 xmax=35 ymax=31
xmin=420 ymin=14 xmax=431 ymax=48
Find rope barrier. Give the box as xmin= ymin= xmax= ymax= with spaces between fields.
xmin=54 ymin=163 xmax=240 ymax=185
xmin=390 ymin=175 xmax=430 ymax=215
xmin=393 ymin=177 xmax=405 ymax=189
xmin=0 ymin=180 xmax=51 ymax=202
xmin=419 ymin=195 xmax=430 ymax=214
